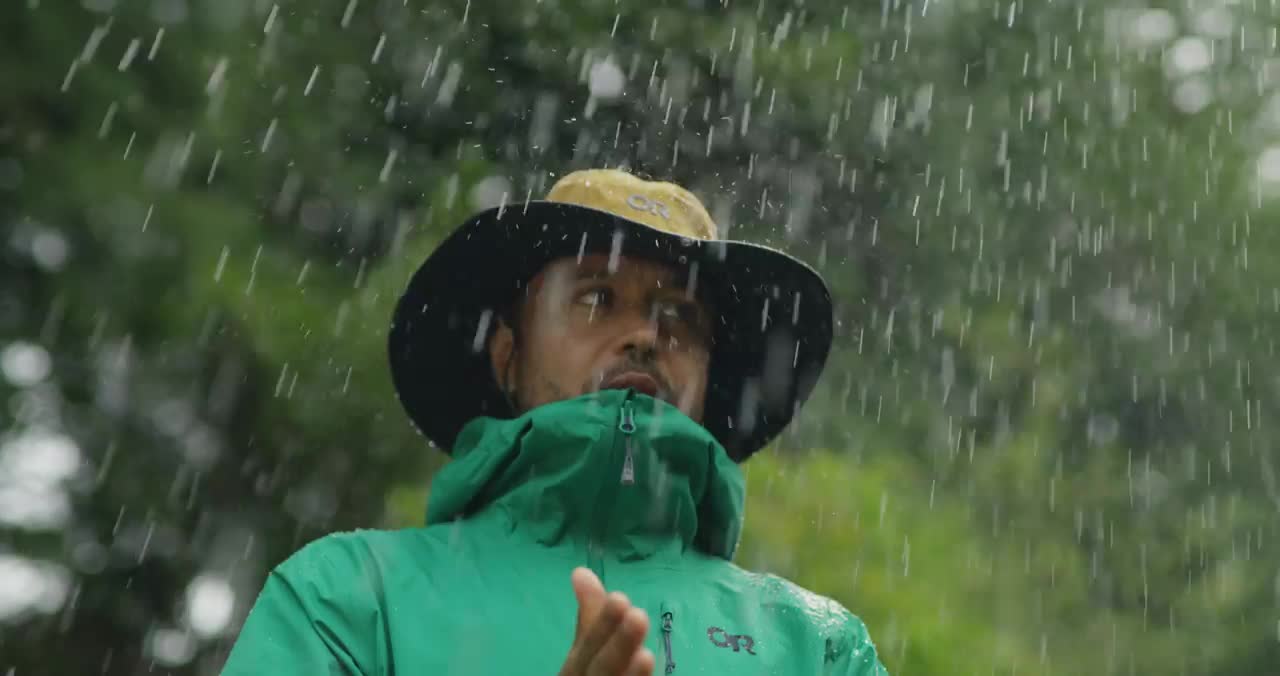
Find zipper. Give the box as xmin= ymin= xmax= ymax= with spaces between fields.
xmin=619 ymin=399 xmax=636 ymax=484
xmin=661 ymin=610 xmax=676 ymax=674
xmin=588 ymin=392 xmax=637 ymax=578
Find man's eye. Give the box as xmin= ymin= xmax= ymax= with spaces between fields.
xmin=577 ymin=288 xmax=610 ymax=306
xmin=654 ymin=299 xmax=706 ymax=329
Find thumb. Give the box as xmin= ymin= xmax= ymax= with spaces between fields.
xmin=570 ymin=567 xmax=605 ymax=639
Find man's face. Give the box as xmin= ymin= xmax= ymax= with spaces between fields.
xmin=488 ymin=253 xmax=713 ymax=421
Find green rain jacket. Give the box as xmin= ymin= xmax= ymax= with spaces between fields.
xmin=224 ymin=390 xmax=887 ymax=675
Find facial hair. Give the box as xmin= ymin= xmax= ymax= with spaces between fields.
xmin=586 ymin=355 xmax=676 ymax=401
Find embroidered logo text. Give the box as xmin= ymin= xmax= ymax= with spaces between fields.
xmin=707 ymin=626 xmax=756 ymax=655
xmin=626 ymin=194 xmax=671 ymax=220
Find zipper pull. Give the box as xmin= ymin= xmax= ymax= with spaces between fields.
xmin=619 ymin=400 xmax=636 ymax=485
xmin=661 ymin=611 xmax=676 ymax=674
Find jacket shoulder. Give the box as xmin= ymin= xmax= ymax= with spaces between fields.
xmin=718 ymin=562 xmax=880 ymax=661
xmin=278 ymin=528 xmax=398 ymax=575
xmin=274 ymin=527 xmax=450 ymax=589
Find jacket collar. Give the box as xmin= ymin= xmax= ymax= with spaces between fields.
xmin=424 ymin=389 xmax=745 ymax=561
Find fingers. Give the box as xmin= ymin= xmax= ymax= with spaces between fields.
xmin=571 ymin=567 xmax=606 ymax=638
xmin=623 ymin=647 xmax=655 ymax=676
xmin=571 ymin=591 xmax=628 ymax=666
xmin=586 ymin=605 xmax=650 ymax=676
xmin=561 ymin=568 xmax=654 ymax=676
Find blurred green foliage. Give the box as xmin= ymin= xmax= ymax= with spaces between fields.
xmin=4 ymin=0 xmax=1280 ymax=674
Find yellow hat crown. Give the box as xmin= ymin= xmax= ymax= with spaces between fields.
xmin=544 ymin=169 xmax=718 ymax=240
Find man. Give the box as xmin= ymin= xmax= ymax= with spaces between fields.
xmin=224 ymin=169 xmax=887 ymax=674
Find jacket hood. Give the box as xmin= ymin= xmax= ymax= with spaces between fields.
xmin=424 ymin=389 xmax=746 ymax=561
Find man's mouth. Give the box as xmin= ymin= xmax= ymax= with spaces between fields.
xmin=600 ymin=371 xmax=662 ymax=398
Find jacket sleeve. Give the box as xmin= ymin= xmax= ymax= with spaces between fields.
xmin=222 ymin=535 xmax=382 ymax=676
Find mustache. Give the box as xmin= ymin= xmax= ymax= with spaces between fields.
xmin=591 ymin=358 xmax=675 ymax=395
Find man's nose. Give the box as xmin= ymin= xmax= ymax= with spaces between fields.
xmin=614 ymin=307 xmax=660 ymax=354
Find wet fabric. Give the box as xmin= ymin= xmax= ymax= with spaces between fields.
xmin=223 ymin=390 xmax=888 ymax=674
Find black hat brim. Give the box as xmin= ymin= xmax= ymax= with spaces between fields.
xmin=387 ymin=201 xmax=833 ymax=462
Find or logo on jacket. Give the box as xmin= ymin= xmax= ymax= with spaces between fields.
xmin=707 ymin=626 xmax=756 ymax=655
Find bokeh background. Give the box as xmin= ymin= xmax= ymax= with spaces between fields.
xmin=5 ymin=0 xmax=1280 ymax=673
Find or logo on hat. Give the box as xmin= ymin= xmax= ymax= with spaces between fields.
xmin=626 ymin=193 xmax=671 ymax=220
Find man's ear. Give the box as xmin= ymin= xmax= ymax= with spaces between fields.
xmin=488 ymin=317 xmax=516 ymax=395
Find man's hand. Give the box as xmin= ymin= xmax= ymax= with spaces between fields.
xmin=558 ymin=567 xmax=655 ymax=676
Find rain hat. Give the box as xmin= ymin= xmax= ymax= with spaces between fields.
xmin=388 ymin=169 xmax=833 ymax=462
